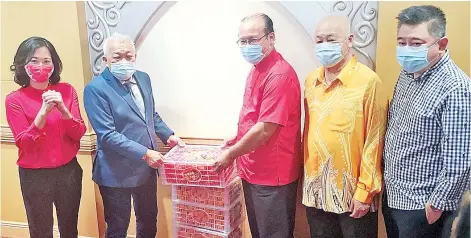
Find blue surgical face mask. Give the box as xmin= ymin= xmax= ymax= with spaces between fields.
xmin=315 ymin=42 xmax=345 ymax=67
xmin=240 ymin=45 xmax=264 ymax=64
xmin=110 ymin=60 xmax=136 ymax=81
xmin=396 ymin=42 xmax=438 ymax=73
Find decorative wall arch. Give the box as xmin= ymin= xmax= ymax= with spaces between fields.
xmin=84 ymin=1 xmax=379 ymax=75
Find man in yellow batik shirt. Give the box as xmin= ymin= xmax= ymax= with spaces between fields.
xmin=302 ymin=15 xmax=388 ymax=238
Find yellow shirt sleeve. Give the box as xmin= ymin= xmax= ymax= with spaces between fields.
xmin=302 ymin=69 xmax=319 ymax=166
xmin=353 ymin=74 xmax=388 ymax=204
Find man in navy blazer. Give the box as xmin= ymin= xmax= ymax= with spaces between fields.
xmin=84 ymin=32 xmax=184 ymax=238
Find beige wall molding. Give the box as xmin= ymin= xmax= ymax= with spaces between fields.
xmin=0 ymin=220 xmax=137 ymax=238
xmin=0 ymin=125 xmax=97 ymax=152
xmin=0 ymin=220 xmax=96 ymax=238
xmin=1 ymin=124 xmax=223 ymax=154
xmin=0 ymin=220 xmax=59 ymax=237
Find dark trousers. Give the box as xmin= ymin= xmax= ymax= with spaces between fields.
xmin=382 ymin=204 xmax=457 ymax=238
xmin=242 ymin=179 xmax=298 ymax=238
xmin=99 ymin=173 xmax=157 ymax=238
xmin=454 ymin=195 xmax=470 ymax=238
xmin=305 ymin=207 xmax=378 ymax=238
xmin=19 ymin=158 xmax=83 ymax=238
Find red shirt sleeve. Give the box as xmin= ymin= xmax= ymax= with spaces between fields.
xmin=62 ymin=86 xmax=86 ymax=141
xmin=258 ymin=74 xmax=292 ymax=126
xmin=5 ymin=94 xmax=46 ymax=150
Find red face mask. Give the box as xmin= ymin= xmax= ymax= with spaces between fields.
xmin=25 ymin=63 xmax=54 ymax=83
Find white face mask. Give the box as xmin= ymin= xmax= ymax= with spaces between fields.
xmin=314 ymin=39 xmax=348 ymax=67
xmin=109 ymin=60 xmax=136 ymax=81
xmin=396 ymin=40 xmax=440 ymax=73
xmin=240 ymin=44 xmax=264 ymax=64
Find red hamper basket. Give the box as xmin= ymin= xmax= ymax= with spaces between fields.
xmin=172 ymin=177 xmax=242 ymax=208
xmin=173 ymin=199 xmax=243 ymax=233
xmin=160 ymin=145 xmax=237 ymax=187
xmin=174 ymin=223 xmax=243 ymax=238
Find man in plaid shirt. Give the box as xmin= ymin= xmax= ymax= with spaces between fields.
xmin=383 ymin=5 xmax=471 ymax=238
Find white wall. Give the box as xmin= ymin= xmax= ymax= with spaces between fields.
xmin=136 ymin=1 xmax=317 ymax=139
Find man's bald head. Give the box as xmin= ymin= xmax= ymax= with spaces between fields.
xmin=238 ymin=13 xmax=276 ymax=57
xmin=315 ymin=15 xmax=352 ymax=43
xmin=240 ymin=13 xmax=274 ymax=35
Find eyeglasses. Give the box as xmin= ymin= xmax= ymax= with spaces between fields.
xmin=236 ymin=33 xmax=270 ymax=46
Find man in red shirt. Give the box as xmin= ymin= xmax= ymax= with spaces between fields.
xmin=214 ymin=13 xmax=302 ymax=238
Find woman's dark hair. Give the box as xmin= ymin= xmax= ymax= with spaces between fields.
xmin=10 ymin=37 xmax=63 ymax=87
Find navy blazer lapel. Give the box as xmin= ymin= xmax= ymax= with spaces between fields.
xmin=103 ymin=68 xmax=145 ymax=122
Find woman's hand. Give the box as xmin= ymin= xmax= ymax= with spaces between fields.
xmin=42 ymin=90 xmax=72 ymax=119
xmin=39 ymin=98 xmax=55 ymax=116
xmin=35 ymin=95 xmax=55 ymax=129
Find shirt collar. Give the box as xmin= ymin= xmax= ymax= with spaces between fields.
xmin=254 ymin=49 xmax=279 ymax=70
xmin=407 ymin=50 xmax=450 ymax=81
xmin=120 ymin=76 xmax=136 ymax=85
xmin=316 ymin=56 xmax=358 ymax=86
